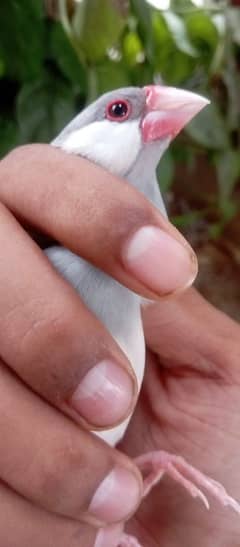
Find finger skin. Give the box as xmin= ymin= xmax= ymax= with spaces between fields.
xmin=0 ymin=481 xmax=96 ymax=547
xmin=0 ymin=144 xmax=196 ymax=301
xmin=0 ymin=143 xmax=196 ymax=430
xmin=0 ymin=480 xmax=97 ymax=547
xmin=0 ymin=361 xmax=141 ymax=524
xmin=142 ymin=287 xmax=240 ymax=378
xmin=0 ymin=203 xmax=137 ymax=429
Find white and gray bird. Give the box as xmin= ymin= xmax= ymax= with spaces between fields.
xmin=45 ymin=85 xmax=240 ymax=546
xmin=47 ymin=84 xmax=205 ymax=445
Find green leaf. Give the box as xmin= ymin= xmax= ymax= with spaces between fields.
xmin=0 ymin=117 xmax=19 ymax=157
xmin=131 ymin=0 xmax=152 ymax=38
xmin=153 ymin=11 xmax=172 ymax=52
xmin=161 ymin=48 xmax=195 ymax=84
xmin=185 ymin=11 xmax=219 ymax=56
xmin=214 ymin=149 xmax=240 ymax=201
xmin=162 ymin=11 xmax=198 ymax=57
xmin=186 ymin=102 xmax=229 ymax=149
xmin=50 ymin=22 xmax=87 ymax=88
xmin=153 ymin=13 xmax=195 ymax=83
xmin=172 ymin=210 xmax=202 ymax=229
xmin=96 ymin=61 xmax=130 ymax=95
xmin=72 ymin=0 xmax=126 ymax=63
xmin=156 ymin=149 xmax=175 ymax=192
xmin=218 ymin=199 xmax=238 ymax=223
xmin=131 ymin=0 xmax=155 ymax=62
xmin=208 ymin=221 xmax=223 ymax=239
xmin=17 ymin=71 xmax=76 ymax=143
xmin=123 ymin=32 xmax=144 ymax=66
xmin=0 ymin=0 xmax=45 ymax=81
xmin=171 ymin=0 xmax=194 ymax=9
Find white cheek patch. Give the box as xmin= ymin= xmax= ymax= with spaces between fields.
xmin=61 ymin=119 xmax=142 ymax=177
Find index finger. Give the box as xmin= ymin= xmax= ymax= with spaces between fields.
xmin=0 ymin=144 xmax=197 ymax=299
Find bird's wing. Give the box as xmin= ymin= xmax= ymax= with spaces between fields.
xmin=45 ymin=246 xmax=145 ymax=382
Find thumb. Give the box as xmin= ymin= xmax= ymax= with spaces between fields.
xmin=142 ymin=288 xmax=240 ymax=379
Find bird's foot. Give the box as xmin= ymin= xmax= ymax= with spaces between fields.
xmin=118 ymin=533 xmax=143 ymax=547
xmin=135 ymin=450 xmax=240 ymax=514
xmin=113 ymin=451 xmax=240 ymax=547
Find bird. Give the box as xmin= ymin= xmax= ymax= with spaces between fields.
xmin=45 ymin=85 xmax=240 ymax=546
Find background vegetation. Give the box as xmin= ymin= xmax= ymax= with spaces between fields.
xmin=0 ymin=0 xmax=240 ymax=315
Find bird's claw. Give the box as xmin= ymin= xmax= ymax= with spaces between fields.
xmin=135 ymin=450 xmax=240 ymax=515
xmin=118 ymin=533 xmax=143 ymax=547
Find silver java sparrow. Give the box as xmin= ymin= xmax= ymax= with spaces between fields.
xmin=45 ymin=85 xmax=240 ymax=546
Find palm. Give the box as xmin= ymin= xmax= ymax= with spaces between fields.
xmin=120 ymin=290 xmax=240 ymax=546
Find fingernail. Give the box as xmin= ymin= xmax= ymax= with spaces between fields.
xmin=89 ymin=466 xmax=141 ymax=522
xmin=123 ymin=225 xmax=197 ymax=295
xmin=94 ymin=524 xmax=124 ymax=547
xmin=70 ymin=360 xmax=134 ymax=427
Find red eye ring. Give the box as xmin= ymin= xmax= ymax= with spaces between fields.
xmin=106 ymin=99 xmax=131 ymax=122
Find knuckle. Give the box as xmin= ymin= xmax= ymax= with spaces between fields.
xmin=8 ymin=300 xmax=81 ymax=388
xmin=3 ymin=296 xmax=89 ymax=402
xmin=38 ymin=432 xmax=86 ymax=511
xmin=20 ymin=303 xmax=77 ymax=355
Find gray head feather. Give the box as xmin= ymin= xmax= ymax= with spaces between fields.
xmin=52 ymin=87 xmax=146 ymax=147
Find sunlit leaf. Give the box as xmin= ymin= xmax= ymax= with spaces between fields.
xmin=123 ymin=32 xmax=144 ymax=66
xmin=162 ymin=11 xmax=198 ymax=57
xmin=211 ymin=13 xmax=226 ymax=38
xmin=152 ymin=12 xmax=175 ymax=68
xmin=145 ymin=0 xmax=170 ymax=9
xmin=152 ymin=12 xmax=195 ymax=82
xmin=153 ymin=11 xmax=173 ymax=48
xmin=72 ymin=0 xmax=126 ymax=63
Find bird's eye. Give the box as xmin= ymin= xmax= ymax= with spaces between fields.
xmin=106 ymin=99 xmax=131 ymax=122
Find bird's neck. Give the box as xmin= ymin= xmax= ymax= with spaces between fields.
xmin=125 ymin=141 xmax=168 ymax=218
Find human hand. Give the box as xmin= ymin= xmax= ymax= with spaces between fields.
xmin=120 ymin=288 xmax=240 ymax=546
xmin=0 ymin=144 xmax=197 ymax=547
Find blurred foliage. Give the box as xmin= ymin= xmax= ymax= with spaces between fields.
xmin=0 ymin=0 xmax=240 ymax=234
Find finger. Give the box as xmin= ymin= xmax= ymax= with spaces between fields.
xmin=142 ymin=288 xmax=240 ymax=377
xmin=0 ymin=481 xmax=96 ymax=547
xmin=0 ymin=203 xmax=138 ymax=429
xmin=0 ymin=144 xmax=197 ymax=299
xmin=0 ymin=361 xmax=142 ymax=525
xmin=0 ymin=479 xmax=122 ymax=547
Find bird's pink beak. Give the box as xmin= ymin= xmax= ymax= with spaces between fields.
xmin=142 ymin=85 xmax=209 ymax=142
